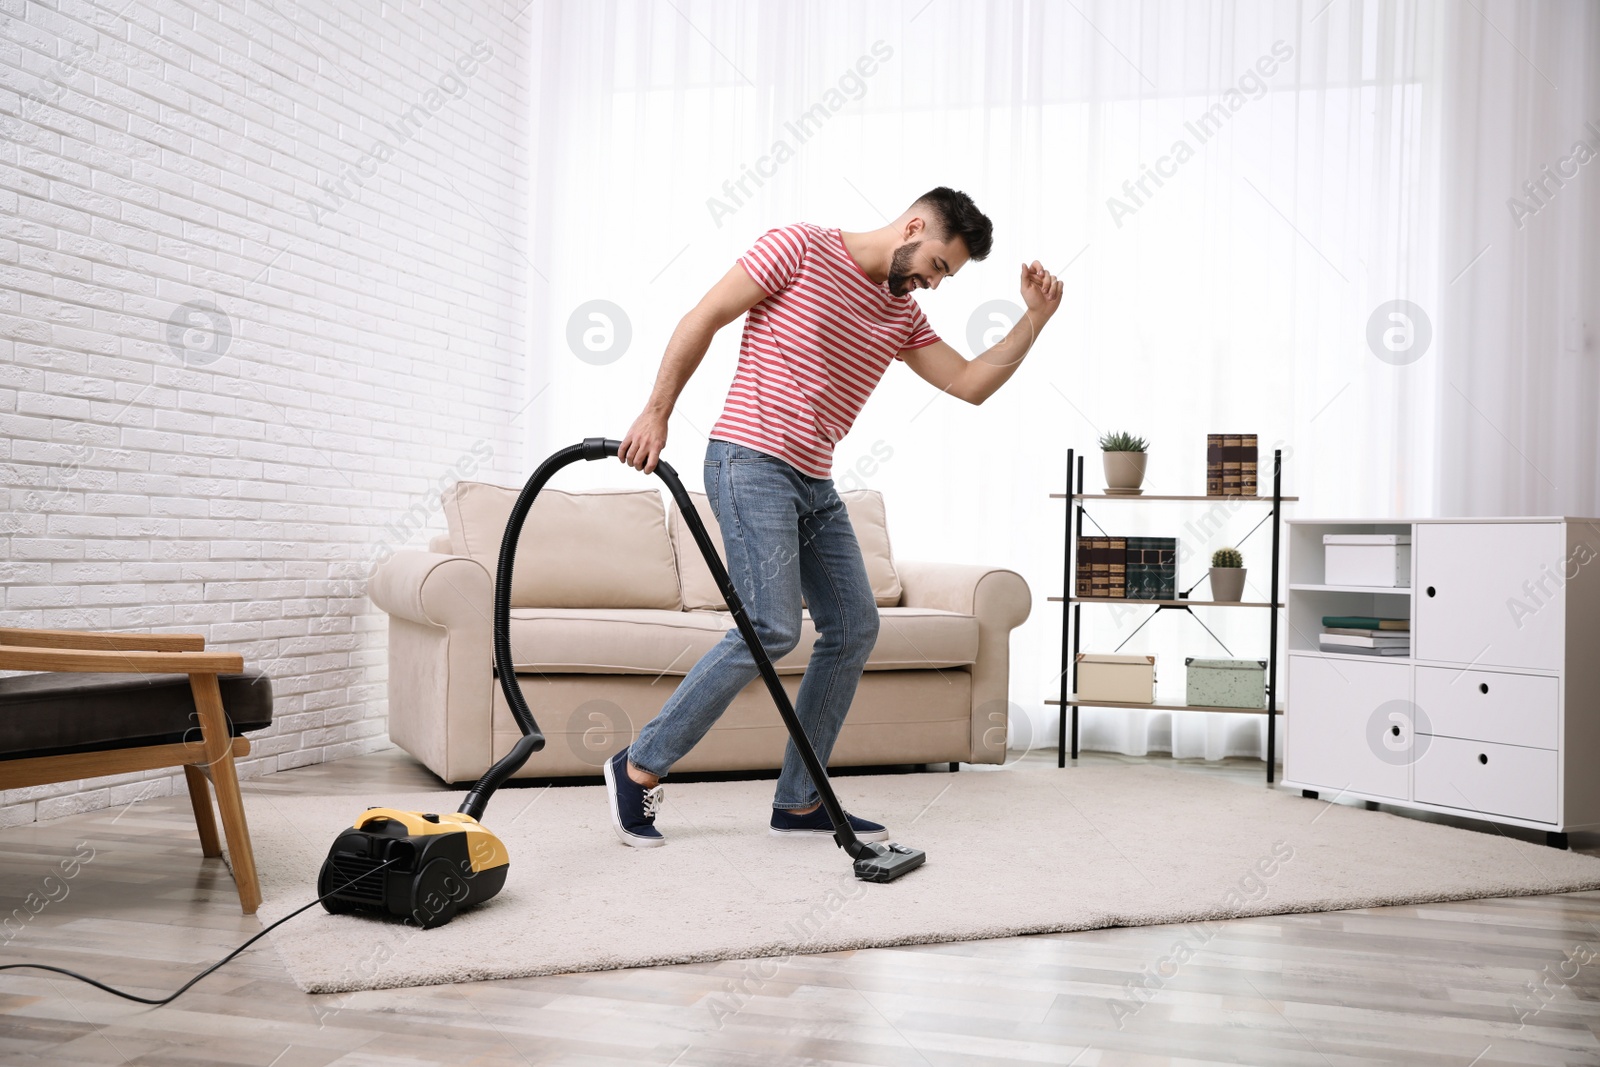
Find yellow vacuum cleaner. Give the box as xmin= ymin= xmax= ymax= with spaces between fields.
xmin=317 ymin=438 xmax=925 ymax=929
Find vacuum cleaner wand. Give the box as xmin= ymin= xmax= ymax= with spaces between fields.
xmin=464 ymin=438 xmax=924 ymax=881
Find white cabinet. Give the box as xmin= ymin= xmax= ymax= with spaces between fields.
xmin=1414 ymin=523 xmax=1564 ymax=671
xmin=1284 ymin=517 xmax=1600 ymax=843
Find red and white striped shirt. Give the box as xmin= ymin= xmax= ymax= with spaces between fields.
xmin=709 ymin=223 xmax=940 ymax=478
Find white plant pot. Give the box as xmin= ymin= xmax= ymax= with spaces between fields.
xmin=1209 ymin=567 xmax=1247 ymax=602
xmin=1102 ymin=451 xmax=1147 ymax=491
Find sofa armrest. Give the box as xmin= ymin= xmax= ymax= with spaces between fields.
xmin=896 ymin=560 xmax=1031 ymax=764
xmin=368 ymin=551 xmax=494 ymax=782
xmin=897 ymin=560 xmax=1031 ymax=628
xmin=369 ymin=551 xmax=493 ymax=628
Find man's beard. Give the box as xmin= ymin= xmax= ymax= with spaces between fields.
xmin=886 ymin=241 xmax=921 ymax=296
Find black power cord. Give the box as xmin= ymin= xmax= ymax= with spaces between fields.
xmin=0 ymin=859 xmax=397 ymax=1006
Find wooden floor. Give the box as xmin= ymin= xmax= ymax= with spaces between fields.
xmin=3 ymin=748 xmax=1599 ymax=1066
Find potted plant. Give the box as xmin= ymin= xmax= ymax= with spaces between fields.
xmin=1100 ymin=431 xmax=1148 ymax=493
xmin=1209 ymin=546 xmax=1246 ymax=602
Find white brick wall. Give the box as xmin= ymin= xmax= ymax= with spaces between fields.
xmin=0 ymin=0 xmax=529 ymax=825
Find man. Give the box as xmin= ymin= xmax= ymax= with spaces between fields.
xmin=608 ymin=187 xmax=1062 ymax=847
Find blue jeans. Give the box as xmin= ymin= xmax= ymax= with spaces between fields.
xmin=629 ymin=439 xmax=881 ymax=810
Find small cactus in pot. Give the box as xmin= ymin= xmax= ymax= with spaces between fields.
xmin=1099 ymin=431 xmax=1148 ymax=492
xmin=1209 ymin=546 xmax=1246 ymax=602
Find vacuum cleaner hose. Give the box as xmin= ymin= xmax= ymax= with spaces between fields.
xmin=458 ymin=438 xmax=617 ymax=819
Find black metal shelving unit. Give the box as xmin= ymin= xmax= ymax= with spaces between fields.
xmin=1046 ymin=448 xmax=1294 ymax=783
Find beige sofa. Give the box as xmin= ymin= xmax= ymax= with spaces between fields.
xmin=367 ymin=481 xmax=1031 ymax=784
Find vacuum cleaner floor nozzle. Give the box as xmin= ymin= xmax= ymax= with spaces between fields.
xmin=852 ymin=841 xmax=927 ymax=883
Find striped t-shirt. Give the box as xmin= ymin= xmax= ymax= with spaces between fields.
xmin=708 ymin=223 xmax=940 ymax=478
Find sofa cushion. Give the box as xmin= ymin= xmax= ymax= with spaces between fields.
xmin=444 ymin=482 xmax=680 ymax=610
xmin=505 ymin=606 xmax=977 ymax=676
xmin=669 ymin=489 xmax=902 ymax=611
xmin=0 ymin=670 xmax=273 ymax=761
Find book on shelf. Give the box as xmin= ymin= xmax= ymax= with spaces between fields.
xmin=1107 ymin=536 xmax=1126 ymax=598
xmin=1223 ymin=434 xmax=1242 ymax=495
xmin=1324 ymin=626 xmax=1408 ymax=638
xmin=1320 ymin=633 xmax=1410 ymax=649
xmin=1322 ymin=615 xmax=1409 ymax=630
xmin=1078 ymin=536 xmax=1124 ymax=599
xmin=1125 ymin=536 xmax=1177 ymax=600
xmin=1076 ymin=536 xmax=1137 ymax=599
xmin=1209 ymin=433 xmax=1259 ymax=496
xmin=1319 ymin=643 xmax=1409 ymax=656
xmin=1088 ymin=537 xmax=1106 ymax=598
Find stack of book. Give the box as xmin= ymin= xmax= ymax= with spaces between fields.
xmin=1076 ymin=536 xmax=1177 ymax=600
xmin=1075 ymin=536 xmax=1127 ymax=599
xmin=1319 ymin=615 xmax=1410 ymax=656
xmin=1125 ymin=536 xmax=1177 ymax=600
xmin=1207 ymin=434 xmax=1259 ymax=496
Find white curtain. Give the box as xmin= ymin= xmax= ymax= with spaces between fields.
xmin=1435 ymin=4 xmax=1600 ymax=514
xmin=522 ymin=0 xmax=1599 ymax=762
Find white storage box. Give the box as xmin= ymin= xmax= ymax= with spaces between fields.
xmin=1076 ymin=653 xmax=1157 ymax=704
xmin=1324 ymin=533 xmax=1411 ymax=588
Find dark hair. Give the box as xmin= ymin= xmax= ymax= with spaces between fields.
xmin=912 ymin=187 xmax=993 ymax=261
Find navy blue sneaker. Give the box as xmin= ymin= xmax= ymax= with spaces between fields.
xmin=770 ymin=806 xmax=889 ymax=842
xmin=604 ymin=750 xmax=665 ymax=848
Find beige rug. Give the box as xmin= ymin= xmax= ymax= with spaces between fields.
xmin=244 ymin=764 xmax=1600 ymax=994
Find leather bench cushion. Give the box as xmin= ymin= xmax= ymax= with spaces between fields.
xmin=669 ymin=489 xmax=903 ymax=611
xmin=445 ymin=483 xmax=680 ymax=610
xmin=505 ymin=606 xmax=978 ymax=676
xmin=0 ymin=671 xmax=274 ymax=761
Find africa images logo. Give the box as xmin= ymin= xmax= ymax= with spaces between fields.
xmin=705 ymin=41 xmax=895 ymax=228
xmin=1105 ymin=41 xmax=1295 ymax=228
xmin=303 ymin=42 xmax=494 ymax=224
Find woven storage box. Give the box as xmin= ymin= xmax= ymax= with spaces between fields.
xmin=1185 ymin=657 xmax=1266 ymax=709
xmin=1076 ymin=653 xmax=1156 ymax=704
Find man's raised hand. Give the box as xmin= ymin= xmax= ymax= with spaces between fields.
xmin=1020 ymin=260 xmax=1063 ymax=317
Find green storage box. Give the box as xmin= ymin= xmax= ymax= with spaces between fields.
xmin=1185 ymin=657 xmax=1266 ymax=709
